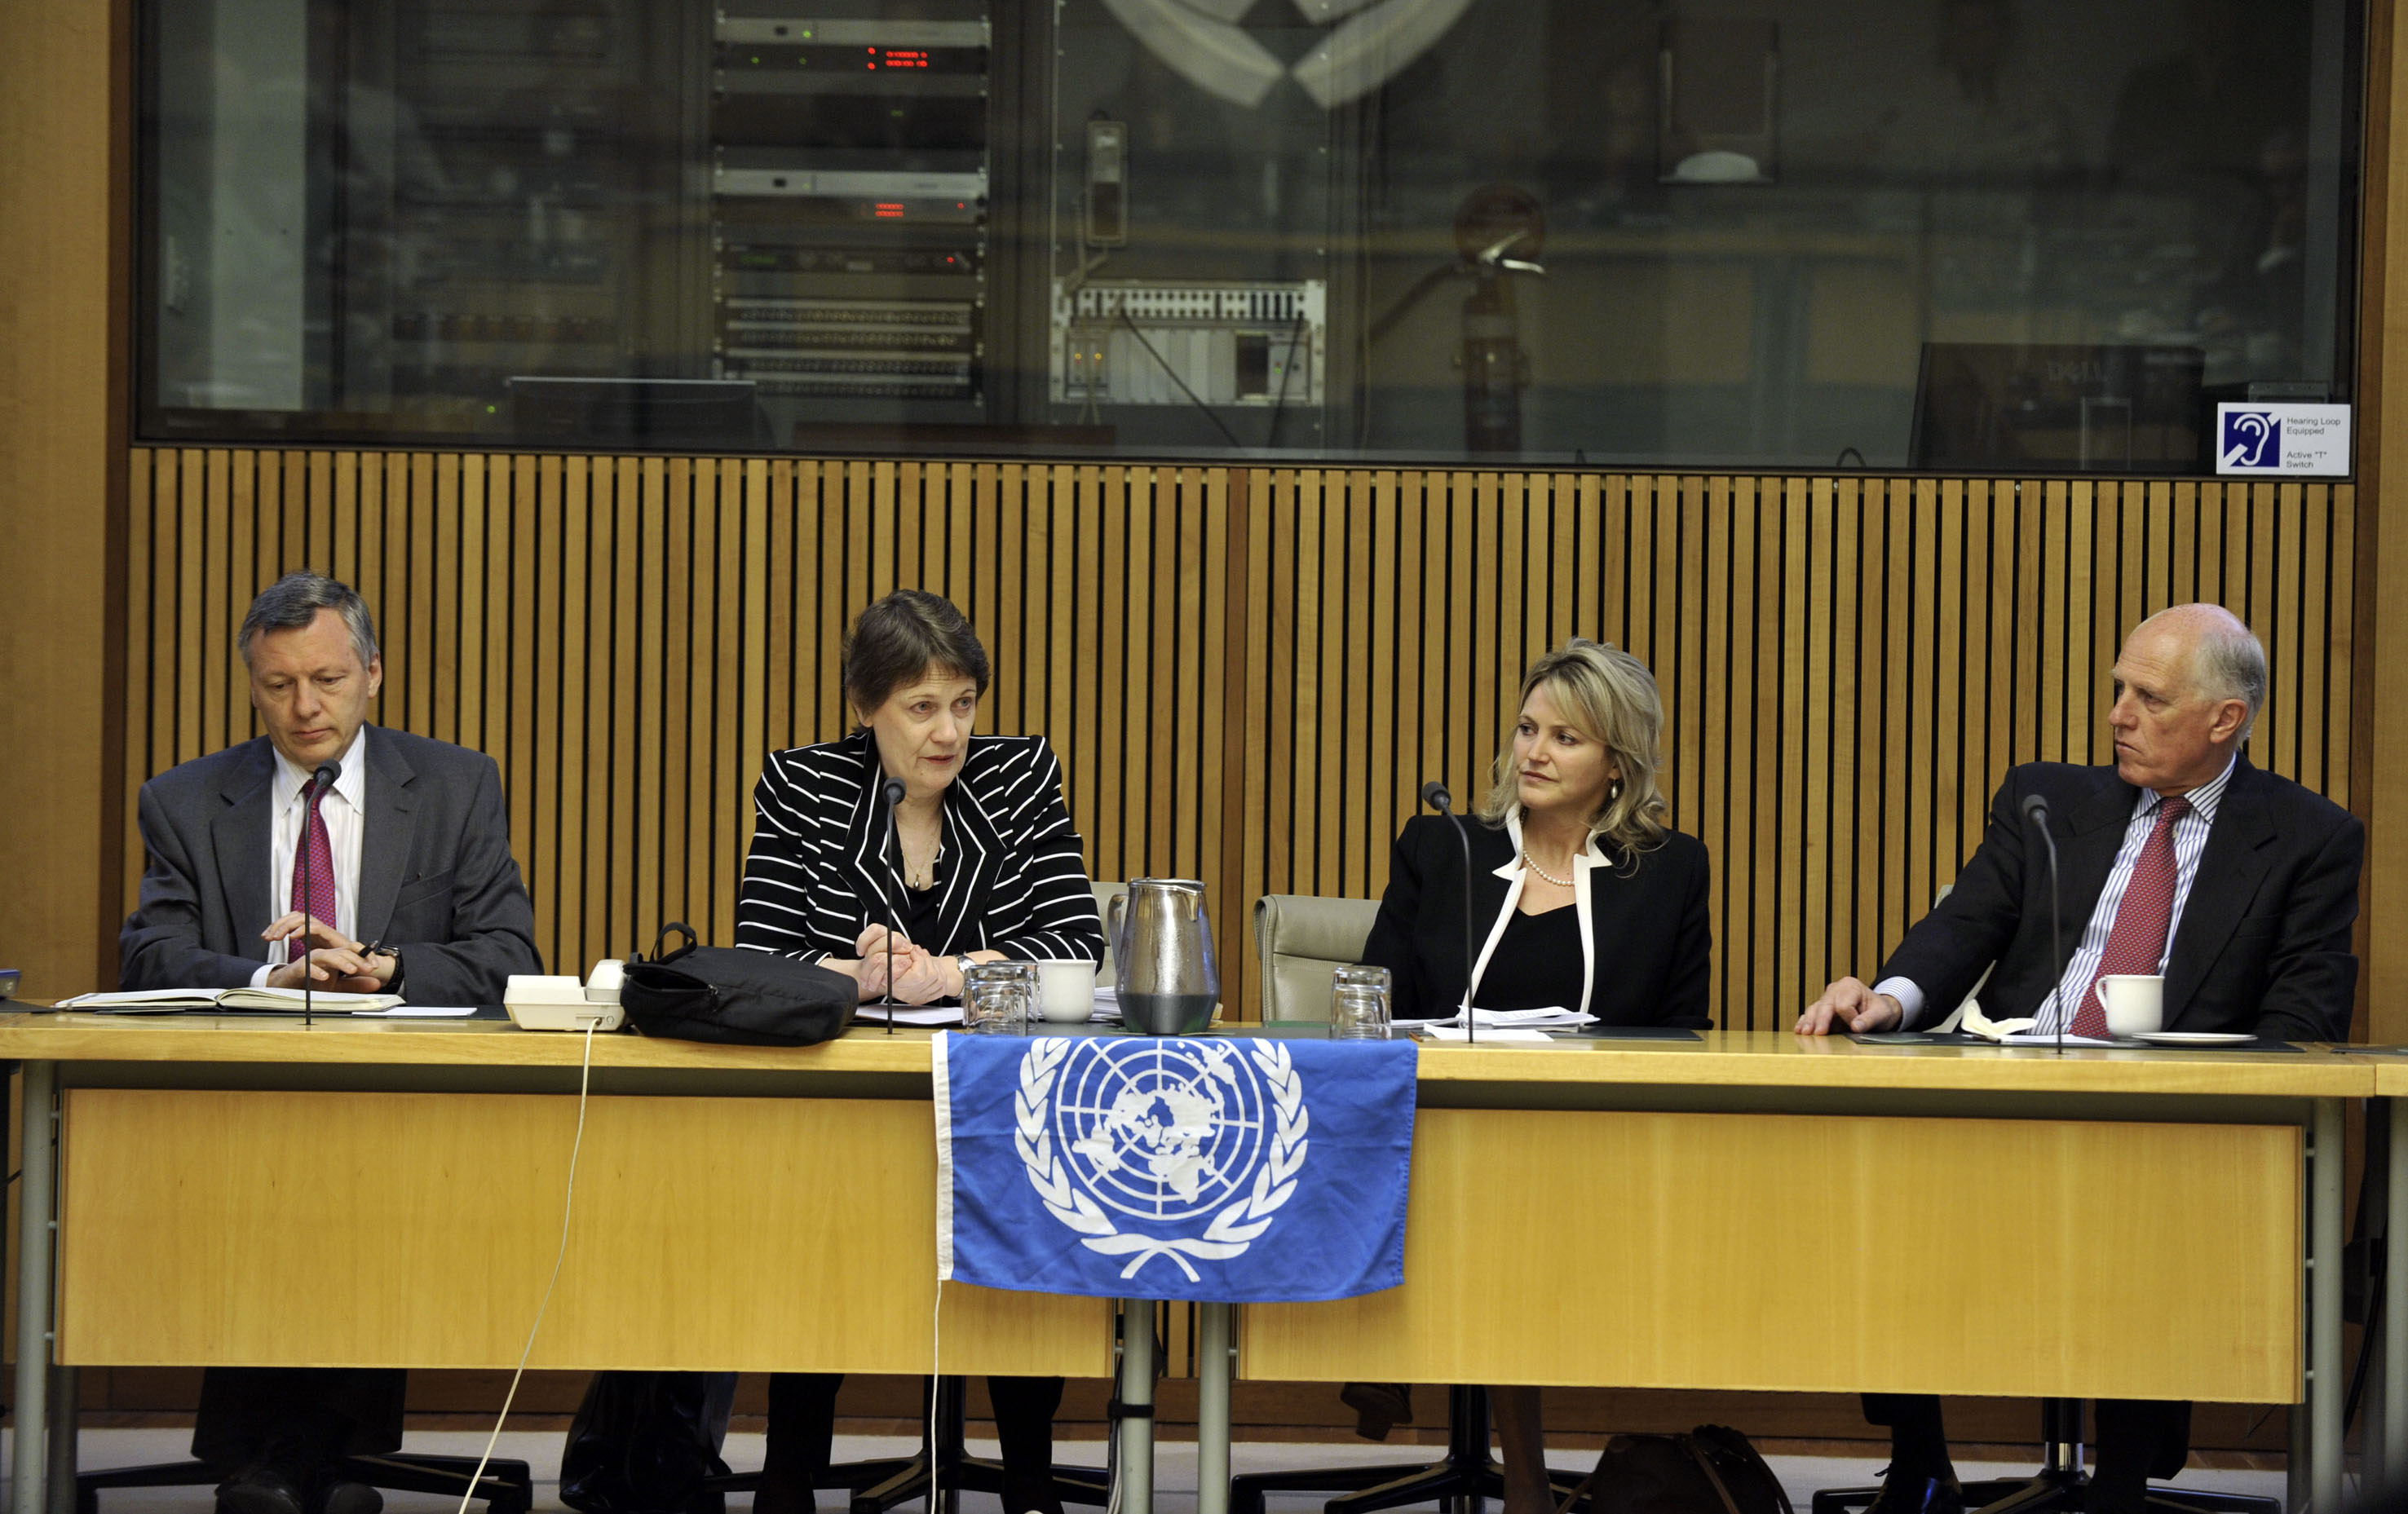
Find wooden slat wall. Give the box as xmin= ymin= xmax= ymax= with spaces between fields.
xmin=125 ymin=452 xmax=2353 ymax=1026
xmin=1244 ymin=472 xmax=2355 ymax=1026
xmin=122 ymin=451 xmax=1235 ymax=987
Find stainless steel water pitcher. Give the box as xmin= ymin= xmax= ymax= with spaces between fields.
xmin=1106 ymin=879 xmax=1219 ymax=1035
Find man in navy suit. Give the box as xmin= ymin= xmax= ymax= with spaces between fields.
xmin=1797 ymin=602 xmax=2362 ymax=1514
xmin=121 ymin=572 xmax=541 ymax=1514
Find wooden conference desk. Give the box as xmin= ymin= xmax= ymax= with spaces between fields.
xmin=0 ymin=1013 xmax=1127 ymax=1514
xmin=0 ymin=1019 xmax=2366 ymax=1514
xmin=1218 ymin=1033 xmax=2362 ymax=1514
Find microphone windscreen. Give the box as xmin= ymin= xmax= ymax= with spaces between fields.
xmin=1420 ymin=779 xmax=1452 ymax=813
xmin=882 ymin=779 xmax=907 ymax=808
xmin=2021 ymin=793 xmax=2050 ymax=825
xmin=312 ymin=761 xmax=342 ymax=792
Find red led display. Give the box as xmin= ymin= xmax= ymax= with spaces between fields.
xmin=865 ymin=47 xmax=930 ymax=68
xmin=873 ymin=202 xmax=907 ymax=218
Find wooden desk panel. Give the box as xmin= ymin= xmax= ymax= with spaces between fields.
xmin=0 ymin=1018 xmax=2374 ymax=1099
xmin=1240 ymin=1106 xmax=2300 ymax=1402
xmin=12 ymin=1021 xmax=2344 ymax=1398
xmin=56 ymin=1088 xmax=1111 ymax=1375
xmin=1412 ymin=1031 xmax=2370 ymax=1097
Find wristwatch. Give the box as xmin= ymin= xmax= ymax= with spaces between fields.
xmin=364 ymin=941 xmax=405 ymax=995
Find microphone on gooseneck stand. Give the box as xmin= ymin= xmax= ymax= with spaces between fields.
xmin=2021 ymin=792 xmax=2064 ymax=1057
xmin=882 ymin=779 xmax=907 ymax=1037
xmin=1420 ymin=781 xmax=1477 ymax=1046
xmin=301 ymin=761 xmax=341 ymax=1030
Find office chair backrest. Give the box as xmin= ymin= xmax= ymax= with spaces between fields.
xmin=1091 ymin=881 xmax=1122 ymax=988
xmin=1253 ymin=894 xmax=1383 ymax=1023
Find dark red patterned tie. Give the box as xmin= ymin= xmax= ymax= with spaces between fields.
xmin=2072 ymin=794 xmax=2192 ymax=1036
xmin=289 ymin=784 xmax=337 ymax=963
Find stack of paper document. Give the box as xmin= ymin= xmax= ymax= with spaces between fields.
xmin=852 ymin=1003 xmax=965 ymax=1026
xmin=1394 ymin=1006 xmax=1598 ymax=1031
xmin=856 ymin=987 xmax=1124 ymax=1029
xmin=57 ymin=987 xmax=409 ymax=1014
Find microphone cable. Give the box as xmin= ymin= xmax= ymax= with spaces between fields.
xmin=929 ymin=1278 xmax=945 ymax=1507
xmin=883 ymin=779 xmax=907 ymax=1035
xmin=1420 ymin=781 xmax=1477 ymax=1044
xmin=301 ymin=761 xmax=340 ymax=1029
xmin=456 ymin=1016 xmax=600 ymax=1514
xmin=2021 ymin=793 xmax=2065 ymax=1054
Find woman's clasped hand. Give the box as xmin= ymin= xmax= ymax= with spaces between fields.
xmin=848 ymin=923 xmax=963 ymax=1003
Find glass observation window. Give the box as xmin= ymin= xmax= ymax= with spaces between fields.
xmin=140 ymin=0 xmax=2363 ymax=472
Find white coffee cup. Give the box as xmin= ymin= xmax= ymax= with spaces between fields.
xmin=2092 ymin=973 xmax=2165 ymax=1037
xmin=1033 ymin=960 xmax=1100 ymax=1023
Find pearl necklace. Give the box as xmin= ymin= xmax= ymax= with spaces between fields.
xmin=1522 ymin=849 xmax=1576 ymax=888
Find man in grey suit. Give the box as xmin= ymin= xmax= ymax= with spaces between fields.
xmin=120 ymin=571 xmax=541 ymax=1514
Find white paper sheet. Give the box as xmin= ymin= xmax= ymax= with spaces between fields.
xmin=853 ymin=1003 xmax=967 ymax=1026
xmin=1420 ymin=1025 xmax=1554 ymax=1044
xmin=1394 ymin=1006 xmax=1597 ymax=1030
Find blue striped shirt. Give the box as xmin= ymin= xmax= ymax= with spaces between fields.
xmin=1881 ymin=756 xmax=2238 ymax=1031
xmin=2026 ymin=756 xmax=2236 ymax=1034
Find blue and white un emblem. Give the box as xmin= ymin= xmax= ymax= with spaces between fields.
xmin=1015 ymin=1038 xmax=1310 ymax=1280
xmin=2221 ymin=410 xmax=2281 ymax=469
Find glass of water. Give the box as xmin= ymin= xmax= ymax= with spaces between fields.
xmin=1329 ymin=964 xmax=1391 ymax=1040
xmin=961 ymin=961 xmax=1036 ymax=1035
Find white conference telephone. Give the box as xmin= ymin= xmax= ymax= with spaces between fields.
xmin=503 ymin=959 xmax=626 ymax=1031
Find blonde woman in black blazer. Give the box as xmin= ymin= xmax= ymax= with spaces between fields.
xmin=737 ymin=590 xmax=1105 ymax=1514
xmin=1360 ymin=637 xmax=1712 ymax=1514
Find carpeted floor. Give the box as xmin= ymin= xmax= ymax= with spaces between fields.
xmin=20 ymin=1428 xmax=2298 ymax=1514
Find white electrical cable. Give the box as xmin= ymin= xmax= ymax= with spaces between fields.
xmin=455 ymin=1017 xmax=601 ymax=1514
xmin=930 ymin=1278 xmax=945 ymax=1488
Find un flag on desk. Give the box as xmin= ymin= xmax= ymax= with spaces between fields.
xmin=934 ymin=1033 xmax=1417 ymax=1303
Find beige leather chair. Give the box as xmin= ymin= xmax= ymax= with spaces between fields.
xmin=1090 ymin=881 xmax=1122 ymax=988
xmin=1253 ymin=894 xmax=1383 ymax=1022
xmin=1234 ymin=897 xmax=1576 ymax=1514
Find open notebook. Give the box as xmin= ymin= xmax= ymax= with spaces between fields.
xmin=56 ymin=987 xmax=409 ymax=1014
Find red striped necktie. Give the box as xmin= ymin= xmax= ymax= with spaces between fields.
xmin=2071 ymin=794 xmax=2191 ymax=1037
xmin=289 ymin=782 xmax=338 ymax=963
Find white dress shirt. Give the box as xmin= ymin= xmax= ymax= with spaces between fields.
xmin=1880 ymin=755 xmax=2238 ymax=1031
xmin=247 ymin=726 xmax=370 ymax=987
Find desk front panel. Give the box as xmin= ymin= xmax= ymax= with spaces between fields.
xmin=56 ymin=1088 xmax=1111 ymax=1375
xmin=1241 ymin=1106 xmax=2300 ymax=1402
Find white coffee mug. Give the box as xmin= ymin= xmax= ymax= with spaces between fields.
xmin=2092 ymin=973 xmax=2165 ymax=1037
xmin=1033 ymin=960 xmax=1100 ymax=1023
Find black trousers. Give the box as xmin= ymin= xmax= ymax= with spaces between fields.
xmin=764 ymin=1373 xmax=1063 ymax=1493
xmin=191 ymin=1367 xmax=408 ymax=1479
xmin=1864 ymin=1394 xmax=2192 ymax=1511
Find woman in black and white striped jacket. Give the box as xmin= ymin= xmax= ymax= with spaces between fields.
xmin=735 ymin=591 xmax=1106 ymax=1001
xmin=736 ymin=589 xmax=1102 ymax=1514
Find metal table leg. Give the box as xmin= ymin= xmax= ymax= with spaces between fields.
xmin=2287 ymin=1404 xmax=2308 ymax=1514
xmin=2387 ymin=1098 xmax=2408 ymax=1498
xmin=2309 ymin=1098 xmax=2344 ymax=1514
xmin=1118 ymin=1302 xmax=1154 ymax=1514
xmin=2370 ymin=1318 xmax=2389 ymax=1499
xmin=44 ymin=1366 xmax=75 ymax=1514
xmin=12 ymin=1060 xmax=55 ymax=1514
xmin=1195 ymin=1304 xmax=1231 ymax=1514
